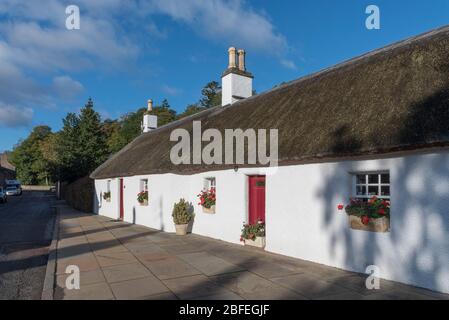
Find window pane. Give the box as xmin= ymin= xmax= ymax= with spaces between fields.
xmin=381 ymin=186 xmax=390 ymax=196
xmin=368 ymin=185 xmax=379 ymax=195
xmin=356 ymin=186 xmax=366 ymax=196
xmin=381 ymin=174 xmax=390 ymax=184
xmin=356 ymin=175 xmax=366 ymax=184
xmin=368 ymin=174 xmax=379 ymax=184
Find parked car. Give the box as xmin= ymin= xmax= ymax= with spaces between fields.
xmin=0 ymin=187 xmax=7 ymax=203
xmin=5 ymin=186 xmax=21 ymax=196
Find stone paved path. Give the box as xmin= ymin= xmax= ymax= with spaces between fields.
xmin=53 ymin=205 xmax=449 ymax=300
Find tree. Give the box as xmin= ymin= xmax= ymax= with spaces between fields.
xmin=77 ymin=98 xmax=109 ymax=177
xmin=56 ymin=112 xmax=81 ymax=182
xmin=199 ymin=81 xmax=221 ymax=108
xmin=149 ymin=99 xmax=177 ymax=126
xmin=10 ymin=126 xmax=53 ymax=184
xmin=177 ymin=104 xmax=206 ymax=120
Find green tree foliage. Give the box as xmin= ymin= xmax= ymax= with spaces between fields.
xmin=10 ymin=126 xmax=53 ymax=185
xmin=149 ymin=99 xmax=177 ymax=126
xmin=177 ymin=104 xmax=206 ymax=120
xmin=200 ymin=81 xmax=222 ymax=108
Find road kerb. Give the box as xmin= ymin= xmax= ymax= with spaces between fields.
xmin=41 ymin=206 xmax=59 ymax=300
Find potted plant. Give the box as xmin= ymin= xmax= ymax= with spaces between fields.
xmin=172 ymin=198 xmax=194 ymax=235
xmin=137 ymin=190 xmax=148 ymax=206
xmin=345 ymin=196 xmax=390 ymax=232
xmin=197 ymin=188 xmax=216 ymax=214
xmin=103 ymin=191 xmax=111 ymax=202
xmin=240 ymin=220 xmax=266 ymax=248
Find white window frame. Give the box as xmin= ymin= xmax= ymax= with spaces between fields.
xmin=140 ymin=179 xmax=148 ymax=192
xmin=203 ymin=177 xmax=216 ymax=191
xmin=352 ymin=171 xmax=390 ymax=200
xmin=107 ymin=180 xmax=111 ymax=193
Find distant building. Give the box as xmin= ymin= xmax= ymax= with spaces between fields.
xmin=0 ymin=153 xmax=16 ymax=187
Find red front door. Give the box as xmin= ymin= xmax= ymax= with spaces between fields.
xmin=119 ymin=179 xmax=124 ymax=220
xmin=248 ymin=176 xmax=266 ymax=224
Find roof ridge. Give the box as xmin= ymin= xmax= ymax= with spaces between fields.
xmin=227 ymin=24 xmax=449 ymax=108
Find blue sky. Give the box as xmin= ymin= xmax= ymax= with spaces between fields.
xmin=1 ymin=0 xmax=449 ymax=151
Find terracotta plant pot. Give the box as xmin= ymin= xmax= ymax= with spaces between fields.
xmin=139 ymin=199 xmax=148 ymax=206
xmin=175 ymin=224 xmax=189 ymax=235
xmin=244 ymin=236 xmax=266 ymax=248
xmin=202 ymin=205 xmax=215 ymax=214
xmin=348 ymin=215 xmax=390 ymax=233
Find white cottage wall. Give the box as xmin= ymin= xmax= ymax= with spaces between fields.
xmin=94 ymin=150 xmax=449 ymax=293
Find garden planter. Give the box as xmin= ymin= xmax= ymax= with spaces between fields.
xmin=139 ymin=199 xmax=148 ymax=206
xmin=202 ymin=205 xmax=215 ymax=214
xmin=244 ymin=236 xmax=266 ymax=248
xmin=349 ymin=215 xmax=390 ymax=233
xmin=175 ymin=224 xmax=189 ymax=235
xmin=105 ymin=198 xmax=111 ymax=203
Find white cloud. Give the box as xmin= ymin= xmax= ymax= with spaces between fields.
xmin=52 ymin=76 xmax=85 ymax=99
xmin=0 ymin=104 xmax=33 ymax=128
xmin=280 ymin=59 xmax=298 ymax=71
xmin=148 ymin=0 xmax=288 ymax=54
xmin=161 ymin=84 xmax=182 ymax=96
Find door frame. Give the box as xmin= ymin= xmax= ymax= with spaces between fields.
xmin=247 ymin=175 xmax=266 ymax=224
xmin=119 ymin=178 xmax=124 ymax=220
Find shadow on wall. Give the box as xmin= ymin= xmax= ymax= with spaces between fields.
xmin=317 ymin=89 xmax=449 ymax=293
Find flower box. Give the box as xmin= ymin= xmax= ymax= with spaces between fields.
xmin=105 ymin=198 xmax=111 ymax=203
xmin=202 ymin=205 xmax=215 ymax=214
xmin=349 ymin=215 xmax=390 ymax=233
xmin=244 ymin=236 xmax=266 ymax=248
xmin=139 ymin=199 xmax=148 ymax=206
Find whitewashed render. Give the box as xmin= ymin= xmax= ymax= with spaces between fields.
xmin=94 ymin=149 xmax=449 ymax=294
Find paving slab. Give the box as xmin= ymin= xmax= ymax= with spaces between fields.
xmin=143 ymin=257 xmax=202 ymax=280
xmin=270 ymin=273 xmax=354 ymax=299
xmin=110 ymin=276 xmax=169 ymax=300
xmin=178 ymin=252 xmax=245 ymax=276
xmin=96 ymin=251 xmax=138 ymax=267
xmin=56 ymin=269 xmax=106 ymax=289
xmin=102 ymin=262 xmax=152 ymax=283
xmin=50 ymin=207 xmax=449 ymax=300
xmin=211 ymin=271 xmax=306 ymax=300
xmin=163 ymin=275 xmax=238 ymax=300
xmin=55 ymin=282 xmax=114 ymax=300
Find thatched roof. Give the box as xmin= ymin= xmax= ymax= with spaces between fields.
xmin=91 ymin=25 xmax=449 ymax=179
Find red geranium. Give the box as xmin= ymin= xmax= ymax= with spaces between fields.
xmin=197 ymin=187 xmax=216 ymax=209
xmin=361 ymin=215 xmax=370 ymax=225
xmin=337 ymin=204 xmax=344 ymax=210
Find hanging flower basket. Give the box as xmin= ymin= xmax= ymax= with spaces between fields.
xmin=240 ymin=221 xmax=265 ymax=248
xmin=345 ymin=196 xmax=390 ymax=233
xmin=103 ymin=191 xmax=111 ymax=202
xmin=137 ymin=191 xmax=148 ymax=206
xmin=197 ymin=188 xmax=216 ymax=214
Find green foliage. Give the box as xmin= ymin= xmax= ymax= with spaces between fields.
xmin=345 ymin=197 xmax=390 ymax=219
xmin=177 ymin=104 xmax=206 ymax=120
xmin=240 ymin=222 xmax=265 ymax=241
xmin=10 ymin=125 xmax=54 ymax=185
xmin=200 ymin=81 xmax=221 ymax=108
xmin=137 ymin=190 xmax=148 ymax=203
xmin=103 ymin=191 xmax=111 ymax=200
xmin=172 ymin=198 xmax=194 ymax=225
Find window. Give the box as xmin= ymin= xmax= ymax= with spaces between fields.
xmin=107 ymin=180 xmax=111 ymax=192
xmin=204 ymin=177 xmax=216 ymax=190
xmin=353 ymin=172 xmax=390 ymax=199
xmin=140 ymin=179 xmax=148 ymax=192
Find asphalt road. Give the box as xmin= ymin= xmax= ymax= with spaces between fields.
xmin=0 ymin=190 xmax=56 ymax=300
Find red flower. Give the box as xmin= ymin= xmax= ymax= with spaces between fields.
xmin=337 ymin=204 xmax=344 ymax=210
xmin=361 ymin=215 xmax=370 ymax=225
xmin=378 ymin=208 xmax=385 ymax=215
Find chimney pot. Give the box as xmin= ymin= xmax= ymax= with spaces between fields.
xmin=228 ymin=47 xmax=237 ymax=69
xmin=147 ymin=99 xmax=153 ymax=112
xmin=237 ymin=49 xmax=246 ymax=71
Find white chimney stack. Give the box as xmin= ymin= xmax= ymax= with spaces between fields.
xmin=142 ymin=99 xmax=158 ymax=133
xmin=221 ymin=47 xmax=253 ymax=106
